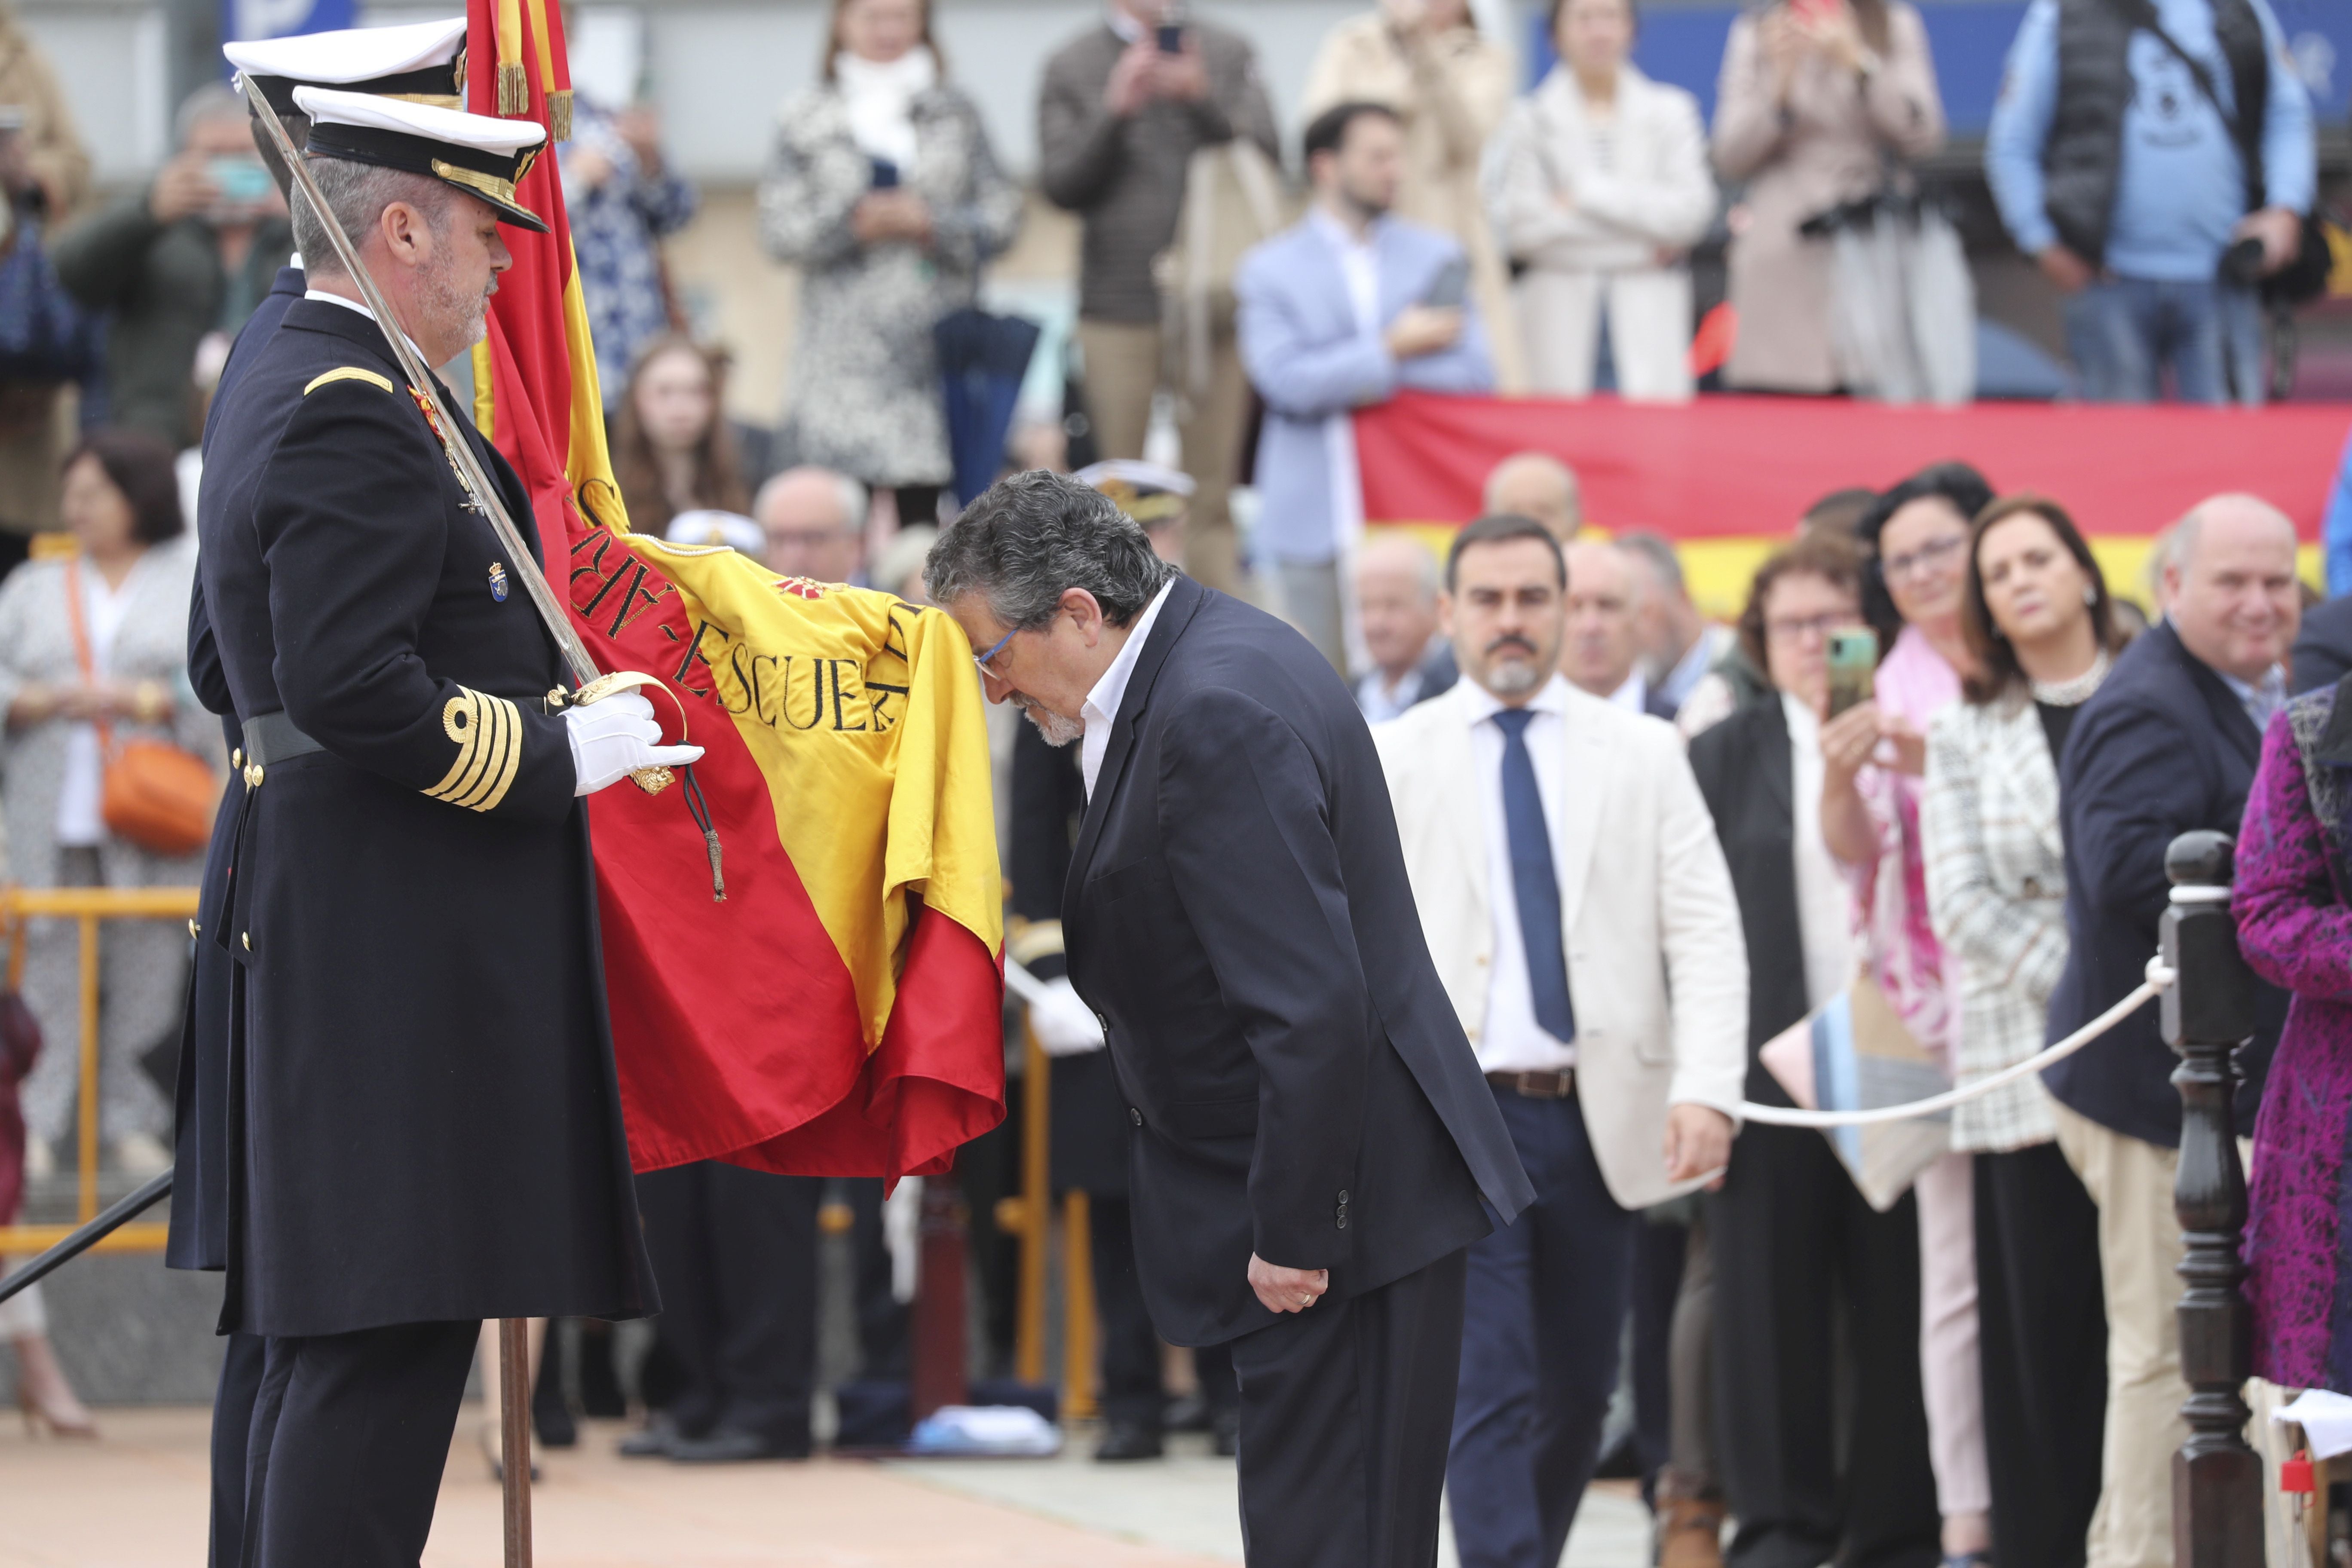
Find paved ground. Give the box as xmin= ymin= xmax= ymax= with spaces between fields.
xmin=0 ymin=1406 xmax=1654 ymax=1568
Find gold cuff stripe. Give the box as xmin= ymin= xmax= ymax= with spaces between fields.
xmin=424 ymin=687 xmax=523 ymax=812
xmin=303 ymin=367 xmax=397 ymax=397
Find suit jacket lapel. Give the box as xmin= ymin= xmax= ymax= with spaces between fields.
xmin=1428 ymin=682 xmax=1489 ymax=922
xmin=2166 ymin=620 xmax=2263 ymax=770
xmin=1063 ymin=576 xmax=1206 ymax=913
xmin=1759 ymin=695 xmax=1794 ymax=826
xmin=1996 ymin=699 xmax=2064 ymax=861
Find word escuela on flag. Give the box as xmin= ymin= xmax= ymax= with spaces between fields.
xmin=462 ymin=0 xmax=1004 ymax=1181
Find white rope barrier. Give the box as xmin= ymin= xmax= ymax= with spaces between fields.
xmin=1005 ymin=954 xmax=2175 ymax=1133
xmin=1738 ymin=967 xmax=2165 ymax=1129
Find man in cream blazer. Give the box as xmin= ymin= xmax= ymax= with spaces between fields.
xmin=1372 ymin=514 xmax=1748 ymax=1568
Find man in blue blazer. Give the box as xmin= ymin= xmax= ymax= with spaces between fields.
xmin=2042 ymin=493 xmax=2297 ymax=1568
xmin=1236 ymin=100 xmax=1493 ymax=671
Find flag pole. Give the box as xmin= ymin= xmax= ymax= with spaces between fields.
xmin=499 ymin=1317 xmax=534 ymax=1568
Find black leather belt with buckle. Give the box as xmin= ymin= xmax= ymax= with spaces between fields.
xmin=1486 ymin=1069 xmax=1576 ymax=1099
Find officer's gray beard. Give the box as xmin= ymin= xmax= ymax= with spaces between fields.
xmin=420 ymin=251 xmax=492 ymax=354
xmin=1014 ymin=693 xmax=1084 ymax=748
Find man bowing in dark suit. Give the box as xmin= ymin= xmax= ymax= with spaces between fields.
xmin=929 ymin=471 xmax=1532 ymax=1568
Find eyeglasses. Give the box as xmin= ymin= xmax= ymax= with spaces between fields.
xmin=1881 ymin=533 xmax=1968 ymax=585
xmin=1764 ymin=612 xmax=1855 ymax=643
xmin=972 ymin=625 xmax=1019 ymax=678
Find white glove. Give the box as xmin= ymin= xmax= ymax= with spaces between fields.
xmin=564 ymin=692 xmax=705 ymax=796
xmin=1030 ymin=976 xmax=1107 ymax=1057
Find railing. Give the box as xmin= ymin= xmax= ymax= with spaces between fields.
xmin=0 ymin=885 xmax=200 ymax=1257
xmin=996 ymin=1014 xmax=1100 ymax=1423
xmin=2162 ymin=832 xmax=2264 ymax=1568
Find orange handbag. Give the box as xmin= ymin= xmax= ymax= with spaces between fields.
xmin=64 ymin=557 xmax=218 ymax=857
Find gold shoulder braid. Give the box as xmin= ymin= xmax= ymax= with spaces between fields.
xmin=426 ymin=686 xmax=524 ymax=811
xmin=303 ymin=366 xmax=397 ymax=397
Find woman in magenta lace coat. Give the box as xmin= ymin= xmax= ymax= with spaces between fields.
xmin=2233 ymin=687 xmax=2352 ymax=1392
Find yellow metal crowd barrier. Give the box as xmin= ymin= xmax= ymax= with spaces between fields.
xmin=0 ymin=884 xmax=199 ymax=1257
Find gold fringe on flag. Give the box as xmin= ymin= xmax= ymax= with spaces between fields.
xmin=496 ymin=59 xmax=527 ymax=115
xmin=547 ymin=88 xmax=572 ymax=142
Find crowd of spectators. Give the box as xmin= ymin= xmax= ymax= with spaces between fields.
xmin=0 ymin=6 xmax=2342 ymax=1566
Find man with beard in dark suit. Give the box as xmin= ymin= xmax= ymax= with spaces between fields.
xmin=929 ymin=470 xmax=1531 ymax=1567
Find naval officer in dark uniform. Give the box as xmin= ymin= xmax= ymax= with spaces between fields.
xmin=196 ymin=85 xmax=698 ymax=1565
xmin=170 ymin=30 xmax=475 ymax=1566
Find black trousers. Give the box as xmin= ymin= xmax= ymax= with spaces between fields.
xmin=1976 ymin=1143 xmax=2107 ymax=1568
xmin=845 ymin=1177 xmax=910 ymax=1378
xmin=242 ymin=1320 xmax=480 ymax=1568
xmin=208 ymin=1330 xmax=268 ymax=1568
xmin=1229 ymin=1248 xmax=1469 ymax=1568
xmin=1632 ymin=1213 xmax=1689 ymax=1501
xmin=1710 ymin=1122 xmax=1941 ymax=1568
xmin=1090 ymin=1193 xmax=1170 ymax=1427
xmin=635 ymin=1161 xmax=822 ymax=1449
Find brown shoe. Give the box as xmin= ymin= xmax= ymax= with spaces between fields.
xmin=1657 ymin=1494 xmax=1726 ymax=1568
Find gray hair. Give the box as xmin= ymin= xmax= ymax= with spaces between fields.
xmin=925 ymin=469 xmax=1176 ymax=630
xmin=753 ymin=466 xmax=867 ymax=536
xmin=175 ymin=80 xmax=245 ymax=146
xmin=1615 ymin=531 xmax=1686 ymax=596
xmin=290 ymin=156 xmax=452 ymax=279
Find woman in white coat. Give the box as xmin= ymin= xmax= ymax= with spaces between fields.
xmin=1483 ymin=0 xmax=1715 ymax=401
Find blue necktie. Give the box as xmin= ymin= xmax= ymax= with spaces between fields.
xmin=1493 ymin=708 xmax=1576 ymax=1044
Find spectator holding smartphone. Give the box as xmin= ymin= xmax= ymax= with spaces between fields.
xmin=1236 ymin=101 xmax=1493 ymax=671
xmin=1483 ymin=0 xmax=1715 ymax=401
xmin=1038 ymin=0 xmax=1278 ymax=595
xmin=53 ymin=83 xmax=289 ymax=448
xmin=760 ymin=0 xmax=1022 ymax=529
xmin=1710 ymin=0 xmax=1945 ymax=395
xmin=1984 ymin=0 xmax=2314 ymax=406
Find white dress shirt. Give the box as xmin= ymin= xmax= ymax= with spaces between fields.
xmin=1310 ymin=208 xmax=1382 ymax=570
xmin=1080 ymin=579 xmax=1176 ymax=799
xmin=1461 ymin=673 xmax=1578 ymax=1073
xmin=1781 ymin=692 xmax=1856 ymax=1011
xmin=1606 ymin=670 xmax=1649 ymax=714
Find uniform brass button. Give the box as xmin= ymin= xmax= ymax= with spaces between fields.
xmin=187 ymin=919 xmax=199 ymax=939
xmin=241 ymin=932 xmax=251 ymax=951
xmin=230 ymin=748 xmax=243 ymax=769
xmin=1128 ymin=1106 xmax=1142 ymax=1127
xmin=244 ymin=763 xmax=264 ymax=788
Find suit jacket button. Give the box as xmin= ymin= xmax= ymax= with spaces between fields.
xmin=1128 ymin=1106 xmax=1142 ymax=1127
xmin=1337 ymin=1190 xmax=1350 ymax=1204
xmin=1336 ymin=1213 xmax=1348 ymax=1230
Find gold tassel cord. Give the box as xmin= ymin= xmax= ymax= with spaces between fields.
xmin=496 ymin=60 xmax=528 ymax=116
xmin=547 ymin=89 xmax=573 ymax=143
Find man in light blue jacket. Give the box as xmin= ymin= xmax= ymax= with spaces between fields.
xmin=1983 ymin=0 xmax=2313 ymax=406
xmin=1237 ymin=101 xmax=1494 ymax=671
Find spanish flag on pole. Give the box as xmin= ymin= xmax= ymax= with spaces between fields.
xmin=463 ymin=0 xmax=1005 ymax=1180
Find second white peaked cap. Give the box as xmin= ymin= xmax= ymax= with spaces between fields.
xmin=226 ymin=18 xmax=469 ymax=116
xmin=292 ymin=85 xmax=550 ymax=233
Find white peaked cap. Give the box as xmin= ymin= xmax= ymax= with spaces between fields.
xmin=293 ymin=84 xmax=551 ymax=232
xmin=291 ymin=86 xmax=545 ymax=155
xmin=224 ymin=17 xmax=466 ymax=84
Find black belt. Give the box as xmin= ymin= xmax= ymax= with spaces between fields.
xmin=237 ymin=711 xmax=323 ymax=785
xmin=1486 ymin=1069 xmax=1575 ymax=1099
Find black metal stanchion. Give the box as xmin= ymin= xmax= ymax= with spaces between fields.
xmin=2161 ymin=829 xmax=2263 ymax=1568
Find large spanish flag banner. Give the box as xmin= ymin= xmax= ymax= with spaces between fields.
xmin=1356 ymin=391 xmax=2352 ymax=618
xmin=463 ymin=0 xmax=1004 ymax=1180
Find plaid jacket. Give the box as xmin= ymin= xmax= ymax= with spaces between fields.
xmin=1922 ymin=692 xmax=2073 ymax=1152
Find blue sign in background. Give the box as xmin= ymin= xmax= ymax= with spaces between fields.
xmin=220 ymin=0 xmax=356 ymax=47
xmin=1528 ymin=0 xmax=2351 ymax=136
